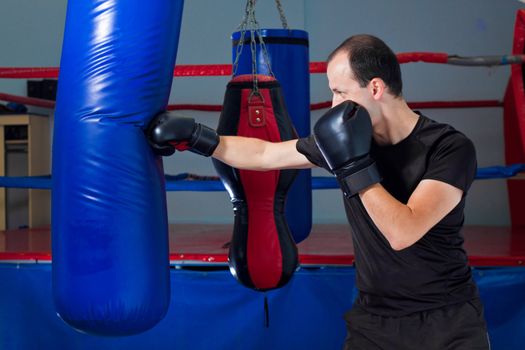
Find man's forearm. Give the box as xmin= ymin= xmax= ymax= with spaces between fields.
xmin=359 ymin=180 xmax=463 ymax=251
xmin=213 ymin=136 xmax=273 ymax=170
xmin=213 ymin=136 xmax=314 ymax=171
xmin=359 ymin=184 xmax=424 ymax=251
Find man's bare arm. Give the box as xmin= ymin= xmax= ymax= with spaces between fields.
xmin=213 ymin=136 xmax=315 ymax=170
xmin=359 ymin=180 xmax=463 ymax=251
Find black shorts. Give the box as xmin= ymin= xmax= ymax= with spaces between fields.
xmin=343 ymin=298 xmax=490 ymax=350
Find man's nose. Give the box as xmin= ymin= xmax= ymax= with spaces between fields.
xmin=331 ymin=96 xmax=343 ymax=108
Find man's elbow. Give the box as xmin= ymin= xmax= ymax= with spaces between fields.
xmin=389 ymin=240 xmax=412 ymax=251
xmin=387 ymin=229 xmax=421 ymax=251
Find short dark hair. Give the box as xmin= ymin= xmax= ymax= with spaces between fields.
xmin=328 ymin=34 xmax=403 ymax=97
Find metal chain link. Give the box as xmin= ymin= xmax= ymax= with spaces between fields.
xmin=232 ymin=0 xmax=289 ymax=98
xmin=232 ymin=0 xmax=252 ymax=76
xmin=274 ymin=0 xmax=289 ymax=30
xmin=246 ymin=0 xmax=260 ymax=96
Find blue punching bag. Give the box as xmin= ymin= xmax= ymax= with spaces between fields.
xmin=52 ymin=0 xmax=184 ymax=336
xmin=232 ymin=29 xmax=312 ymax=243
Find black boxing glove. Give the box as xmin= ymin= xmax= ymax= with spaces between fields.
xmin=147 ymin=112 xmax=219 ymax=157
xmin=313 ymin=101 xmax=381 ymax=198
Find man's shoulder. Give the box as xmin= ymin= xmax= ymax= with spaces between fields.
xmin=415 ymin=114 xmax=473 ymax=149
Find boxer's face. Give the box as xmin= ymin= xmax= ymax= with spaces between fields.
xmin=327 ymin=51 xmax=371 ymax=109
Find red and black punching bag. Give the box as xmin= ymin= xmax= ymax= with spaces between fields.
xmin=213 ymin=75 xmax=299 ymax=291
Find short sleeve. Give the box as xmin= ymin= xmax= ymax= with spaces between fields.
xmin=422 ymin=132 xmax=477 ymax=193
xmin=296 ymin=135 xmax=331 ymax=172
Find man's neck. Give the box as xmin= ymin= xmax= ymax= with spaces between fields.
xmin=372 ymin=98 xmax=419 ymax=146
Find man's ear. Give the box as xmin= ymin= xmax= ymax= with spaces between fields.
xmin=369 ymin=78 xmax=386 ymax=100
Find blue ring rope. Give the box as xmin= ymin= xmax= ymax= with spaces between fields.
xmin=0 ymin=164 xmax=523 ymax=191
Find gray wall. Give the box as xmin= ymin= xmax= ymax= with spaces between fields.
xmin=0 ymin=0 xmax=522 ymax=226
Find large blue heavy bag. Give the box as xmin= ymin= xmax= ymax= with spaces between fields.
xmin=232 ymin=29 xmax=312 ymax=243
xmin=52 ymin=0 xmax=184 ymax=336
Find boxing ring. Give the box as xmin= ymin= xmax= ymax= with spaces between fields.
xmin=1 ymin=2 xmax=525 ymax=349
xmin=1 ymin=226 xmax=525 ymax=349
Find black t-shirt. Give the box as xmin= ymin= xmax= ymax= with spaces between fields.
xmin=296 ymin=114 xmax=479 ymax=316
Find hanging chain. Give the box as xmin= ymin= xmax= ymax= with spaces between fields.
xmin=274 ymin=0 xmax=289 ymax=30
xmin=232 ymin=0 xmax=252 ymax=77
xmin=247 ymin=0 xmax=261 ymax=96
xmin=232 ymin=0 xmax=289 ymax=98
xmin=249 ymin=26 xmax=260 ymax=96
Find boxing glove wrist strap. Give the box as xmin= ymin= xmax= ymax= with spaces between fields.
xmin=190 ymin=124 xmax=220 ymax=157
xmin=335 ymin=161 xmax=382 ymax=198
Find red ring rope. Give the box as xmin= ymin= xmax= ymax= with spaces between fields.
xmin=0 ymin=92 xmax=503 ymax=111
xmin=1 ymin=52 xmax=523 ymax=79
xmin=0 ymin=52 xmax=515 ymax=111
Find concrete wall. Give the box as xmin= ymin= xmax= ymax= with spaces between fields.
xmin=0 ymin=0 xmax=522 ymax=225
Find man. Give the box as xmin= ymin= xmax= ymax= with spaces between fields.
xmin=148 ymin=34 xmax=490 ymax=349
